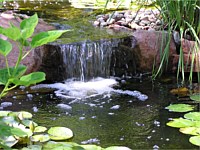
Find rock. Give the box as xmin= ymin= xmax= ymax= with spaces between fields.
xmin=93 ymin=20 xmax=100 ymax=26
xmin=131 ymin=30 xmax=176 ymax=72
xmin=1 ymin=102 xmax=12 ymax=108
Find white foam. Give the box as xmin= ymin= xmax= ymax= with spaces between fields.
xmin=31 ymin=77 xmax=148 ymax=101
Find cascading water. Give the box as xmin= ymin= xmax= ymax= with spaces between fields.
xmin=60 ymin=39 xmax=120 ymax=81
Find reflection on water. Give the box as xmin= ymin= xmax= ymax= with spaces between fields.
xmin=1 ymin=77 xmax=198 ymax=149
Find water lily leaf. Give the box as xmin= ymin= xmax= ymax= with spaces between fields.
xmin=48 ymin=127 xmax=73 ymax=140
xmin=0 ymin=38 xmax=12 ymax=57
xmin=20 ymin=13 xmax=38 ymax=39
xmin=80 ymin=145 xmax=102 ymax=150
xmin=31 ymin=30 xmax=69 ymax=48
xmin=189 ymin=136 xmax=200 ymax=146
xmin=180 ymin=127 xmax=200 ymax=135
xmin=0 ymin=111 xmax=10 ymax=117
xmin=21 ymin=120 xmax=38 ymax=128
xmin=1 ymin=136 xmax=18 ymax=147
xmin=31 ymin=134 xmax=50 ymax=143
xmin=43 ymin=141 xmax=74 ymax=150
xmin=18 ymin=111 xmax=33 ymax=120
xmin=105 ymin=146 xmax=132 ymax=150
xmin=184 ymin=112 xmax=200 ymax=121
xmin=34 ymin=126 xmax=47 ymax=133
xmin=21 ymin=145 xmax=42 ymax=150
xmin=167 ymin=118 xmax=194 ymax=128
xmin=2 ymin=116 xmax=18 ymax=126
xmin=190 ymin=94 xmax=200 ymax=101
xmin=165 ymin=104 xmax=194 ymax=112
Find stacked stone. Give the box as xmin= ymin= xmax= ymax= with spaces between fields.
xmin=93 ymin=8 xmax=162 ymax=31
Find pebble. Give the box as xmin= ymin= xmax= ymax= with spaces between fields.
xmin=56 ymin=103 xmax=72 ymax=110
xmin=93 ymin=8 xmax=162 ymax=31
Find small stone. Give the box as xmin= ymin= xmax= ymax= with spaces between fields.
xmin=144 ymin=10 xmax=152 ymax=15
xmin=93 ymin=21 xmax=100 ymax=26
xmin=133 ymin=19 xmax=140 ymax=24
xmin=139 ymin=22 xmax=146 ymax=26
xmin=140 ymin=16 xmax=149 ymax=21
xmin=110 ymin=105 xmax=120 ymax=110
xmin=148 ymin=28 xmax=155 ymax=31
xmin=156 ymin=19 xmax=162 ymax=25
xmin=107 ymin=18 xmax=115 ymax=25
xmin=125 ymin=18 xmax=133 ymax=23
xmin=100 ymin=22 xmax=108 ymax=27
xmin=56 ymin=103 xmax=72 ymax=110
xmin=140 ymin=20 xmax=150 ymax=26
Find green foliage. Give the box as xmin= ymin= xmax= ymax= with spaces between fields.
xmin=165 ymin=104 xmax=195 ymax=112
xmin=0 ymin=14 xmax=69 ymax=98
xmin=0 ymin=110 xmax=131 ymax=149
xmin=153 ymin=0 xmax=200 ymax=83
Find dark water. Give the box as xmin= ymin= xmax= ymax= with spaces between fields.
xmin=1 ymin=77 xmax=199 ymax=149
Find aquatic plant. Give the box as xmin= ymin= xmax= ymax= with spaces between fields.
xmin=153 ymin=0 xmax=200 ymax=83
xmin=0 ymin=14 xmax=68 ymax=98
xmin=166 ymin=93 xmax=200 ymax=147
xmin=0 ymin=110 xmax=131 ymax=149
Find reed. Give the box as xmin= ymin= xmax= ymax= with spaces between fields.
xmin=153 ymin=0 xmax=200 ymax=83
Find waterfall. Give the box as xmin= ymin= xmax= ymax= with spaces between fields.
xmin=60 ymin=38 xmax=122 ymax=81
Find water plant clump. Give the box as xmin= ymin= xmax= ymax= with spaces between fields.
xmin=0 ymin=110 xmax=131 ymax=149
xmin=0 ymin=13 xmax=68 ymax=98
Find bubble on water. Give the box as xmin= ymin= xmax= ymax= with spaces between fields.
xmin=147 ymin=136 xmax=152 ymax=139
xmin=152 ymin=130 xmax=156 ymax=133
xmin=154 ymin=120 xmax=160 ymax=125
xmin=12 ymin=96 xmax=17 ymax=99
xmin=88 ymin=103 xmax=96 ymax=107
xmin=27 ymin=94 xmax=33 ymax=100
xmin=56 ymin=104 xmax=72 ymax=110
xmin=91 ymin=116 xmax=96 ymax=119
xmin=81 ymin=138 xmax=100 ymax=144
xmin=1 ymin=102 xmax=12 ymax=108
xmin=79 ymin=117 xmax=85 ymax=120
xmin=120 ymin=137 xmax=124 ymax=140
xmin=32 ymin=106 xmax=38 ymax=112
xmin=166 ymin=138 xmax=170 ymax=141
xmin=153 ymin=145 xmax=159 ymax=149
xmin=110 ymin=105 xmax=120 ymax=110
xmin=108 ymin=112 xmax=114 ymax=115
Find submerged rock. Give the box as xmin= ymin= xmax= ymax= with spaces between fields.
xmin=1 ymin=102 xmax=12 ymax=108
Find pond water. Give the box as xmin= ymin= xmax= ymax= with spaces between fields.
xmin=1 ymin=76 xmax=199 ymax=149
xmin=1 ymin=0 xmax=200 ymax=149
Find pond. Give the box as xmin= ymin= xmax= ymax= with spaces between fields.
xmin=1 ymin=0 xmax=199 ymax=149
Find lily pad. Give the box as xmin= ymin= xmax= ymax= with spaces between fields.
xmin=21 ymin=145 xmax=42 ymax=150
xmin=190 ymin=94 xmax=200 ymax=101
xmin=31 ymin=134 xmax=50 ymax=143
xmin=43 ymin=141 xmax=74 ymax=150
xmin=18 ymin=111 xmax=33 ymax=120
xmin=165 ymin=104 xmax=194 ymax=112
xmin=2 ymin=136 xmax=18 ymax=147
xmin=184 ymin=112 xmax=200 ymax=121
xmin=80 ymin=145 xmax=102 ymax=150
xmin=180 ymin=127 xmax=200 ymax=135
xmin=105 ymin=146 xmax=132 ymax=150
xmin=167 ymin=118 xmax=194 ymax=128
xmin=48 ymin=127 xmax=73 ymax=140
xmin=189 ymin=135 xmax=200 ymax=146
xmin=34 ymin=126 xmax=47 ymax=133
xmin=0 ymin=111 xmax=10 ymax=117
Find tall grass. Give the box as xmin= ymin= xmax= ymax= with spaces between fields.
xmin=153 ymin=0 xmax=200 ymax=84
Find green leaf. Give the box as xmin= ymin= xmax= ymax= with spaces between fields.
xmin=0 ymin=38 xmax=12 ymax=57
xmin=20 ymin=14 xmax=38 ymax=39
xmin=34 ymin=126 xmax=47 ymax=133
xmin=165 ymin=104 xmax=194 ymax=112
xmin=31 ymin=134 xmax=50 ymax=143
xmin=180 ymin=127 xmax=200 ymax=136
xmin=189 ymin=136 xmax=200 ymax=146
xmin=48 ymin=127 xmax=73 ymax=140
xmin=0 ymin=111 xmax=11 ymax=117
xmin=11 ymin=72 xmax=45 ymax=86
xmin=0 ymin=65 xmax=27 ymax=85
xmin=167 ymin=118 xmax=195 ymax=128
xmin=184 ymin=112 xmax=200 ymax=121
xmin=0 ymin=25 xmax=21 ymax=41
xmin=190 ymin=94 xmax=200 ymax=101
xmin=1 ymin=136 xmax=18 ymax=148
xmin=80 ymin=145 xmax=102 ymax=150
xmin=21 ymin=145 xmax=42 ymax=150
xmin=105 ymin=146 xmax=132 ymax=150
xmin=31 ymin=30 xmax=69 ymax=48
xmin=43 ymin=141 xmax=74 ymax=150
